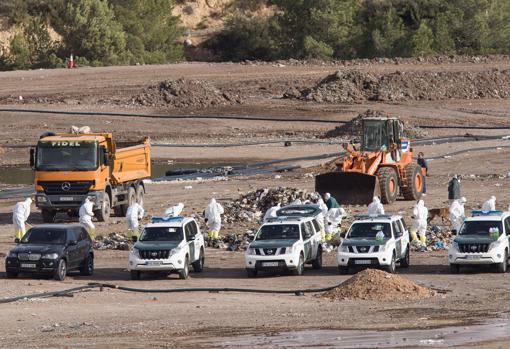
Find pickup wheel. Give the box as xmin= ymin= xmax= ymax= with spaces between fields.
xmin=312 ymin=247 xmax=323 ymax=270
xmin=130 ymin=270 xmax=141 ymax=280
xmin=386 ymin=252 xmax=396 ymax=274
xmin=496 ymin=250 xmax=508 ymax=273
xmin=192 ymin=249 xmax=205 ymax=272
xmin=41 ymin=209 xmax=56 ymax=223
xmin=179 ymin=257 xmax=189 ymax=279
xmin=338 ymin=266 xmax=349 ymax=275
xmin=54 ymin=259 xmax=67 ymax=281
xmin=79 ymin=253 xmax=94 ymax=276
xmin=400 ymin=245 xmax=410 ymax=268
xmin=6 ymin=271 xmax=18 ymax=278
xmin=246 ymin=269 xmax=258 ymax=278
xmin=450 ymin=264 xmax=460 ymax=274
xmin=293 ymin=253 xmax=305 ymax=276
xmin=95 ymin=193 xmax=111 ymax=223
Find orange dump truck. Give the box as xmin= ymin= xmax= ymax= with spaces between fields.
xmin=30 ymin=132 xmax=151 ymax=223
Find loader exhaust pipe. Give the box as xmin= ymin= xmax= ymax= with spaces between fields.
xmin=315 ymin=172 xmax=380 ymax=206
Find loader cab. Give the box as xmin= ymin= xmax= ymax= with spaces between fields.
xmin=361 ymin=118 xmax=403 ymax=152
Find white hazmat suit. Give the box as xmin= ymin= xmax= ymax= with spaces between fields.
xmin=481 ymin=196 xmax=496 ymax=212
xmin=411 ymin=200 xmax=428 ymax=245
xmin=79 ymin=198 xmax=96 ymax=239
xmin=324 ymin=207 xmax=346 ymax=241
xmin=263 ymin=203 xmax=281 ymax=223
xmin=449 ymin=197 xmax=466 ymax=233
xmin=165 ymin=203 xmax=184 ymax=217
xmin=368 ymin=197 xmax=385 ymax=216
xmin=126 ymin=202 xmax=145 ymax=238
xmin=12 ymin=198 xmax=32 ymax=239
xmin=205 ymin=198 xmax=224 ymax=239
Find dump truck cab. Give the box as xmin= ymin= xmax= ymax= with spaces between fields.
xmin=316 ymin=116 xmax=423 ymax=205
xmin=31 ymin=132 xmax=150 ymax=223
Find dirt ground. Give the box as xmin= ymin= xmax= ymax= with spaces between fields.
xmin=1 ymin=59 xmax=510 ymax=348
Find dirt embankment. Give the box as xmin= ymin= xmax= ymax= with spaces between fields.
xmin=292 ymin=68 xmax=510 ymax=103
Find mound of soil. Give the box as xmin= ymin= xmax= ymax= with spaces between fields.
xmin=134 ymin=78 xmax=242 ymax=109
xmin=298 ymin=68 xmax=510 ymax=103
xmin=322 ymin=269 xmax=435 ymax=301
xmin=323 ymin=110 xmax=428 ymax=139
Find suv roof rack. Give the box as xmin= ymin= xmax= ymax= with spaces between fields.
xmin=354 ymin=214 xmax=394 ymax=220
xmin=471 ymin=210 xmax=504 ymax=217
xmin=266 ymin=216 xmax=305 ymax=223
xmin=151 ymin=216 xmax=184 ymax=223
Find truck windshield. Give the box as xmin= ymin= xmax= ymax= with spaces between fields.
xmin=256 ymin=224 xmax=300 ymax=240
xmin=347 ymin=222 xmax=391 ymax=239
xmin=362 ymin=121 xmax=387 ymax=151
xmin=459 ymin=221 xmax=503 ymax=237
xmin=140 ymin=227 xmax=183 ymax=242
xmin=36 ymin=141 xmax=98 ymax=171
xmin=21 ymin=228 xmax=66 ymax=244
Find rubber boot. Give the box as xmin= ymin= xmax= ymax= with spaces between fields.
xmin=15 ymin=230 xmax=23 ymax=240
xmin=410 ymin=230 xmax=419 ymax=242
xmin=88 ymin=228 xmax=96 ymax=240
xmin=321 ymin=231 xmax=326 ymax=242
xmin=214 ymin=231 xmax=220 ymax=239
xmin=419 ymin=234 xmax=427 ymax=246
xmin=325 ymin=233 xmax=332 ymax=242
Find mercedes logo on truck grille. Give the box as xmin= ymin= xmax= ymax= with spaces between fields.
xmin=61 ymin=182 xmax=72 ymax=191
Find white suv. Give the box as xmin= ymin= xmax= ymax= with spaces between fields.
xmin=245 ymin=205 xmax=323 ymax=277
xmin=337 ymin=214 xmax=410 ymax=274
xmin=128 ymin=216 xmax=205 ymax=280
xmin=448 ymin=211 xmax=510 ymax=273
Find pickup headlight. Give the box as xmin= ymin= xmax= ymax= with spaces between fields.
xmin=42 ymin=253 xmax=59 ymax=259
xmin=489 ymin=240 xmax=503 ymax=251
xmin=7 ymin=251 xmax=17 ymax=258
xmin=286 ymin=245 xmax=295 ymax=254
xmin=339 ymin=245 xmax=349 ymax=253
xmin=247 ymin=248 xmax=256 ymax=255
xmin=449 ymin=241 xmax=459 ymax=251
xmin=169 ymin=248 xmax=181 ymax=257
xmin=131 ymin=247 xmax=140 ymax=258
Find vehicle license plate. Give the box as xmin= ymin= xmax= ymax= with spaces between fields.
xmin=262 ymin=262 xmax=279 ymax=267
xmin=466 ymin=255 xmax=481 ymax=260
xmin=60 ymin=197 xmax=74 ymax=201
xmin=21 ymin=263 xmax=36 ymax=268
xmin=147 ymin=261 xmax=162 ymax=266
xmin=355 ymin=260 xmax=371 ymax=265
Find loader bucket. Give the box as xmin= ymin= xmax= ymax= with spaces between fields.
xmin=315 ymin=172 xmax=379 ymax=206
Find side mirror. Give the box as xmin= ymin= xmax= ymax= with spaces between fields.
xmin=69 ymin=240 xmax=77 ymax=246
xmin=131 ymin=236 xmax=138 ymax=242
xmin=14 ymin=238 xmax=20 ymax=243
xmin=103 ymin=148 xmax=109 ymax=166
xmin=29 ymin=148 xmax=35 ymax=168
xmin=188 ymin=235 xmax=195 ymax=241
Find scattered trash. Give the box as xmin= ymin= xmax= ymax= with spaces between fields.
xmin=184 ymin=185 xmax=193 ymax=190
xmin=94 ymin=233 xmax=130 ymax=250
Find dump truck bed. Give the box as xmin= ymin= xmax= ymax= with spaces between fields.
xmin=111 ymin=139 xmax=151 ymax=184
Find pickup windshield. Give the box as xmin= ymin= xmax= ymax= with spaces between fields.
xmin=459 ymin=221 xmax=504 ymax=237
xmin=21 ymin=228 xmax=66 ymax=244
xmin=256 ymin=224 xmax=300 ymax=240
xmin=347 ymin=222 xmax=391 ymax=239
xmin=140 ymin=227 xmax=183 ymax=242
xmin=36 ymin=141 xmax=98 ymax=171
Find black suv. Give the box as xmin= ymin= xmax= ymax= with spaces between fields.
xmin=5 ymin=224 xmax=94 ymax=281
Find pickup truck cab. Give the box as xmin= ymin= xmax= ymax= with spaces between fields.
xmin=337 ymin=214 xmax=410 ymax=274
xmin=128 ymin=216 xmax=205 ymax=280
xmin=245 ymin=205 xmax=323 ymax=277
xmin=448 ymin=211 xmax=510 ymax=273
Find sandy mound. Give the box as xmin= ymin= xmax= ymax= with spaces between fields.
xmin=322 ymin=269 xmax=435 ymax=301
xmin=134 ymin=78 xmax=242 ymax=108
xmin=298 ymin=68 xmax=510 ymax=103
xmin=323 ymin=110 xmax=428 ymax=139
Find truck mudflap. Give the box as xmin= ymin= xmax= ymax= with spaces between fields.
xmin=315 ymin=172 xmax=380 ymax=205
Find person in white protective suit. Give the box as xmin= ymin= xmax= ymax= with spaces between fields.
xmin=449 ymin=197 xmax=466 ymax=233
xmin=324 ymin=206 xmax=346 ymax=241
xmin=481 ymin=196 xmax=496 ymax=212
xmin=316 ymin=197 xmax=329 ymax=240
xmin=165 ymin=203 xmax=184 ymax=217
xmin=368 ymin=197 xmax=385 ymax=216
xmin=79 ymin=198 xmax=96 ymax=239
xmin=12 ymin=198 xmax=32 ymax=239
xmin=410 ymin=200 xmax=428 ymax=245
xmin=263 ymin=203 xmax=281 ymax=223
xmin=204 ymin=198 xmax=224 ymax=239
xmin=126 ymin=202 xmax=145 ymax=239
xmin=290 ymin=199 xmax=302 ymax=206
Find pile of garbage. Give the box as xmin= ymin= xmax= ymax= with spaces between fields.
xmin=133 ymin=78 xmax=242 ymax=109
xmin=206 ymin=232 xmax=254 ymax=251
xmin=296 ymin=68 xmax=510 ymax=103
xmin=322 ymin=269 xmax=435 ymax=301
xmin=323 ymin=110 xmax=428 ymax=139
xmin=222 ymin=187 xmax=315 ymax=224
xmin=411 ymin=225 xmax=454 ymax=252
xmin=94 ymin=233 xmax=131 ymax=250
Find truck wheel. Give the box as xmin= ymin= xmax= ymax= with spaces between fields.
xmin=192 ymin=249 xmax=204 ymax=272
xmin=41 ymin=209 xmax=56 ymax=223
xmin=400 ymin=245 xmax=410 ymax=268
xmin=338 ymin=266 xmax=349 ymax=275
xmin=136 ymin=185 xmax=144 ymax=207
xmin=95 ymin=193 xmax=111 ymax=223
xmin=312 ymin=247 xmax=323 ymax=270
xmin=386 ymin=252 xmax=396 ymax=274
xmin=293 ymin=253 xmax=305 ymax=276
xmin=496 ymin=250 xmax=508 ymax=273
xmin=114 ymin=206 xmax=126 ymax=217
xmin=179 ymin=257 xmax=189 ymax=279
xmin=79 ymin=253 xmax=94 ymax=276
xmin=120 ymin=187 xmax=136 ymax=214
xmin=402 ymin=163 xmax=424 ymax=200
xmin=54 ymin=259 xmax=67 ymax=281
xmin=130 ymin=270 xmax=141 ymax=280
xmin=377 ymin=167 xmax=399 ymax=204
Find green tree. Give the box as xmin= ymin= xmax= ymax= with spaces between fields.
xmin=410 ymin=22 xmax=435 ymax=56
xmin=8 ymin=34 xmax=31 ymax=70
xmin=24 ymin=16 xmax=57 ymax=67
xmin=433 ymin=13 xmax=456 ymax=54
xmin=53 ymin=0 xmax=126 ymax=65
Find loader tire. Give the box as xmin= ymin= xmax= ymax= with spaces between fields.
xmin=377 ymin=167 xmax=398 ymax=204
xmin=402 ymin=164 xmax=424 ymax=201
